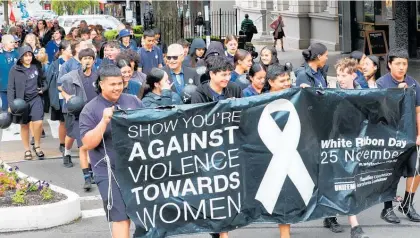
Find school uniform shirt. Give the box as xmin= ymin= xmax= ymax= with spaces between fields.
xmin=79 ymin=94 xmax=144 ymax=176
xmin=230 ymin=71 xmax=250 ymax=90
xmin=355 ymin=70 xmax=369 ymax=89
xmin=122 ymin=80 xmax=142 ymax=98
xmin=138 ymin=46 xmax=163 ymax=75
xmin=0 ymin=48 xmax=19 ymax=92
xmin=58 ymin=57 xmax=81 ymax=85
xmin=225 ymin=51 xmax=234 ymax=65
xmin=243 ymin=84 xmax=259 ymax=97
xmin=23 ymin=65 xmax=40 ymax=102
xmin=142 ymin=89 xmax=183 ymax=108
xmin=191 ymin=81 xmax=242 ymax=103
xmin=46 ymin=40 xmax=61 ymax=63
xmin=377 ymin=73 xmax=420 ymax=106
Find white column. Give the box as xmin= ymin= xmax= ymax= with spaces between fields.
xmin=327 ymin=0 xmax=338 ymax=15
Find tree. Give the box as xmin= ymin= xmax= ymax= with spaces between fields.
xmin=151 ymin=1 xmax=180 ymax=44
xmin=52 ymin=0 xmax=98 ymax=15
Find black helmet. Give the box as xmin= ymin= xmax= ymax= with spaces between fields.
xmin=10 ymin=98 xmax=28 ymax=116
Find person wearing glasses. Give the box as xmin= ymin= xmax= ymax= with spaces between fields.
xmin=162 ymin=44 xmax=201 ymax=102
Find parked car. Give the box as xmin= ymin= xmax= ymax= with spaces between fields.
xmin=57 ymin=15 xmax=123 ymax=34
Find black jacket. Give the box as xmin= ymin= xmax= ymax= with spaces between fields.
xmin=162 ymin=65 xmax=202 ymax=90
xmin=295 ymin=62 xmax=329 ymax=87
xmin=46 ymin=59 xmax=61 ymax=110
xmin=191 ymin=82 xmax=242 ymax=103
xmin=7 ymin=46 xmax=47 ymax=107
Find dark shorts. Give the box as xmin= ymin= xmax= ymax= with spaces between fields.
xmin=12 ymin=96 xmax=44 ymax=125
xmin=0 ymin=92 xmax=7 ymax=111
xmin=64 ymin=114 xmax=82 ymax=147
xmin=95 ymin=175 xmax=129 ymax=222
xmin=51 ymin=107 xmax=65 ymax=122
xmin=404 ymin=149 xmax=419 ymax=177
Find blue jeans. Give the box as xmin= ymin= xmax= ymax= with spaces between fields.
xmin=0 ymin=92 xmax=7 ymax=111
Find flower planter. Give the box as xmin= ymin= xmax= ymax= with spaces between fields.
xmin=0 ymin=161 xmax=81 ymax=232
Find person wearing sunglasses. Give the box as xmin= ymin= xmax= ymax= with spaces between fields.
xmin=162 ymin=44 xmax=200 ymax=103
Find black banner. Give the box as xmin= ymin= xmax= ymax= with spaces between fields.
xmin=112 ymin=88 xmax=416 ymax=238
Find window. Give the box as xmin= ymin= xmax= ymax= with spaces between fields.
xmin=364 ymin=0 xmax=374 ymax=23
xmin=417 ymin=1 xmax=420 ymax=30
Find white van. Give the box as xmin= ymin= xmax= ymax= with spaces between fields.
xmin=57 ymin=15 xmax=123 ymax=34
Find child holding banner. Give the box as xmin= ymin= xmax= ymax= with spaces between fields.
xmin=190 ymin=55 xmax=240 ymax=238
xmin=377 ymin=50 xmax=420 ymax=224
xmin=266 ymin=63 xmax=293 ymax=238
xmin=79 ymin=64 xmax=144 ymax=238
xmin=328 ymin=57 xmax=369 ymax=238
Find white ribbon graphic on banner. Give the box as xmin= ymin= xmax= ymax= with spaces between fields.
xmin=256 ymin=99 xmax=315 ymax=214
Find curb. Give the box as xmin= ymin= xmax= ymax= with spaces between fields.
xmin=0 ymin=160 xmax=81 ymax=232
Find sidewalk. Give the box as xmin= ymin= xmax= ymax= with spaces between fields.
xmin=252 ymin=44 xmax=420 ymax=81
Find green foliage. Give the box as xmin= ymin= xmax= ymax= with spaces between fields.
xmin=11 ymin=190 xmax=26 ymax=205
xmin=28 ymin=183 xmax=38 ymax=192
xmin=185 ymin=36 xmax=221 ymax=43
xmin=52 ymin=0 xmax=98 ymax=15
xmin=40 ymin=187 xmax=53 ymax=201
xmin=104 ymin=30 xmax=118 ymax=41
xmin=134 ymin=34 xmax=143 ymax=40
xmin=132 ymin=25 xmax=143 ymax=34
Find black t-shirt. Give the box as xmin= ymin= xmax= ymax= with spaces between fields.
xmin=23 ymin=65 xmax=39 ymax=101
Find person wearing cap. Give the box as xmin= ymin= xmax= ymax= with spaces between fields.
xmin=377 ymin=49 xmax=420 ymax=224
xmin=349 ymin=51 xmax=368 ymax=88
xmin=295 ymin=42 xmax=329 ymax=88
xmin=60 ymin=48 xmax=98 ymax=191
xmin=79 ymin=64 xmax=144 ymax=238
xmin=163 ymin=44 xmax=200 ymax=101
xmin=0 ymin=35 xmax=19 ymax=112
xmin=119 ymin=29 xmax=137 ymax=51
xmin=7 ymin=46 xmax=47 ymax=160
xmin=46 ymin=28 xmax=63 ymax=63
xmin=362 ymin=55 xmax=380 ymax=88
xmin=138 ymin=29 xmax=163 ymax=75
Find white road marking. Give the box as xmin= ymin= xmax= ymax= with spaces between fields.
xmin=80 ymin=195 xmax=102 ymax=201
xmin=81 ymin=208 xmax=106 ymax=219
xmin=1 ymin=124 xmax=21 ymax=141
xmin=47 ymin=119 xmax=60 ymax=139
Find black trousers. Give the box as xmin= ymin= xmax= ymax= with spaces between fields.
xmin=245 ymin=32 xmax=253 ymax=42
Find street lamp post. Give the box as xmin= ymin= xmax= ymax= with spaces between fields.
xmin=204 ymin=0 xmax=211 ymax=47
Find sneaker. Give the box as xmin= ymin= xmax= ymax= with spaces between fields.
xmin=63 ymin=155 xmax=74 ymax=168
xmin=351 ymin=226 xmax=369 ymax=238
xmin=398 ymin=204 xmax=420 ymax=222
xmin=380 ymin=208 xmax=400 ymax=223
xmin=323 ymin=217 xmax=344 ymax=233
xmin=84 ymin=177 xmax=92 ymax=192
xmin=210 ymin=234 xmax=220 ymax=238
xmin=59 ymin=144 xmax=65 ymax=154
xmin=90 ymin=173 xmax=96 ymax=184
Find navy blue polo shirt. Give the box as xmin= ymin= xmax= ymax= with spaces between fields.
xmin=79 ymin=94 xmax=144 ymax=176
xmin=138 ymin=46 xmax=163 ymax=75
xmin=377 ymin=73 xmax=420 ymax=106
xmin=311 ymin=68 xmax=327 ymax=88
xmin=23 ymin=65 xmax=39 ymax=101
xmin=243 ymin=84 xmax=259 ymax=97
xmin=209 ymin=87 xmax=225 ymax=101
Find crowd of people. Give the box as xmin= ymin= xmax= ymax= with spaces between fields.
xmin=0 ymin=17 xmax=419 ymax=238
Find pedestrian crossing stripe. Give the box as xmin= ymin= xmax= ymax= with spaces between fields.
xmin=0 ymin=120 xmax=60 ymax=142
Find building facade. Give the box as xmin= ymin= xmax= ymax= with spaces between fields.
xmin=234 ymin=0 xmax=420 ymax=58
